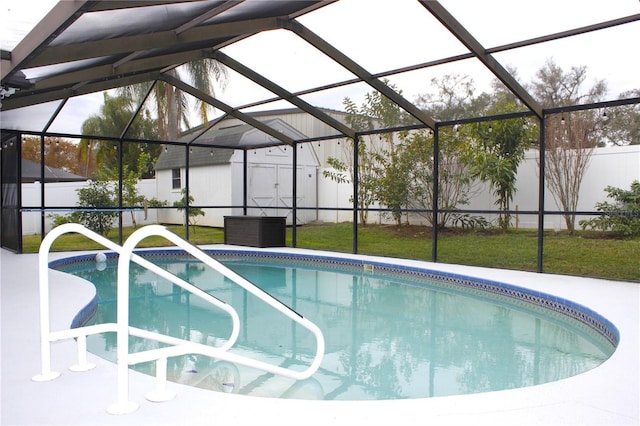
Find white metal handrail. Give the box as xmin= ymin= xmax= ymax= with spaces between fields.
xmin=33 ymin=223 xmax=240 ymax=383
xmin=33 ymin=223 xmax=325 ymax=415
xmin=111 ymin=225 xmax=325 ymax=413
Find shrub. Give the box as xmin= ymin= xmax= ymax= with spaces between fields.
xmin=75 ymin=180 xmax=118 ymax=236
xmin=48 ymin=212 xmax=80 ymax=228
xmin=580 ymin=180 xmax=640 ymax=237
xmin=173 ymin=188 xmax=204 ymax=228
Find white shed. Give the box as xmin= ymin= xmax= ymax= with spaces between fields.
xmin=155 ymin=118 xmax=320 ymax=227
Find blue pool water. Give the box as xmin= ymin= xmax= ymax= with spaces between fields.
xmin=53 ymin=250 xmax=616 ymax=401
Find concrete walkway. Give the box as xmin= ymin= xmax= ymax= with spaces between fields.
xmin=1 ymin=247 xmax=638 ymax=425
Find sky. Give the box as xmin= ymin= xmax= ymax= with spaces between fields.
xmin=1 ymin=0 xmax=58 ymax=50
xmin=1 ymin=0 xmax=639 ymax=135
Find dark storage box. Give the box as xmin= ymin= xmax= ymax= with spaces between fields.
xmin=223 ymin=216 xmax=286 ymax=247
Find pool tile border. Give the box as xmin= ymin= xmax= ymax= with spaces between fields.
xmin=70 ymin=294 xmax=99 ymax=329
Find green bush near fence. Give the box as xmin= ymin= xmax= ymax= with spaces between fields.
xmin=580 ymin=180 xmax=640 ymax=237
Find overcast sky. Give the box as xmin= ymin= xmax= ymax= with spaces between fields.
xmin=2 ymin=0 xmax=638 ymax=135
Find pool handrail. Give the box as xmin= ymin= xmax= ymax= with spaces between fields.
xmin=33 ymin=223 xmax=241 ymax=385
xmin=111 ymin=225 xmax=325 ymax=413
xmin=33 ymin=223 xmax=325 ymax=415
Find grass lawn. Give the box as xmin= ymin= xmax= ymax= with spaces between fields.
xmin=22 ymin=225 xmax=226 ymax=252
xmin=292 ymin=223 xmax=639 ymax=282
xmin=22 ymin=222 xmax=639 ymax=282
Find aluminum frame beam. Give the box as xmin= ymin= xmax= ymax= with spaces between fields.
xmin=209 ymin=50 xmax=356 ymax=139
xmin=281 ymin=19 xmax=437 ymax=130
xmin=419 ymin=0 xmax=543 ymax=119
xmin=1 ymin=71 xmax=162 ymax=111
xmin=161 ymin=74 xmax=295 ymax=146
xmin=1 ymin=1 xmax=92 ymax=82
xmin=27 ymin=17 xmax=281 ymax=69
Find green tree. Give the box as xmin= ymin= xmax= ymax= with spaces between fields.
xmin=75 ymin=179 xmax=118 ymax=236
xmin=326 ymin=81 xmax=413 ymax=225
xmin=77 ymin=138 xmax=98 ymax=178
xmin=399 ymin=127 xmax=477 ymax=228
xmin=323 ymin=141 xmax=382 ymax=226
xmin=603 ymin=89 xmax=640 ymax=146
xmin=323 ymin=95 xmax=388 ymax=226
xmin=362 ymin=82 xmax=411 ymax=224
xmin=119 ymin=60 xmax=227 ymax=141
xmin=470 ymin=97 xmax=535 ymax=231
xmin=416 ymin=73 xmax=490 ymax=121
xmin=98 ymin=152 xmax=155 ymax=228
xmin=379 ymin=154 xmax=411 ymax=225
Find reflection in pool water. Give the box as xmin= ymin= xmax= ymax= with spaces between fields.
xmin=55 ymin=251 xmax=615 ymax=401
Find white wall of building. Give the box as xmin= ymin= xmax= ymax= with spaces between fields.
xmin=156 ymin=163 xmax=234 ymax=228
xmin=155 ymin=144 xmax=320 ymax=228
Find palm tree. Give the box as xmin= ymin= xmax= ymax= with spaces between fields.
xmin=78 ymin=92 xmax=160 ymax=178
xmin=77 ymin=138 xmax=97 ymax=178
xmin=120 ymin=59 xmax=228 ymax=140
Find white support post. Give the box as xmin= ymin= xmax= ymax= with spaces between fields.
xmin=33 ymin=223 xmax=122 ymax=382
xmin=32 ymin=224 xmax=68 ymax=382
xmin=146 ymin=357 xmax=176 ymax=402
xmin=69 ymin=334 xmax=96 ymax=372
xmin=107 ymin=241 xmax=138 ymax=415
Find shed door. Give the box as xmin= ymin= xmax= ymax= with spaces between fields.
xmin=248 ymin=164 xmax=303 ymax=223
xmin=249 ymin=164 xmax=277 ymax=216
xmin=277 ymin=165 xmax=303 ymax=224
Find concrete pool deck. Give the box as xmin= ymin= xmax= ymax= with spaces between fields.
xmin=1 ymin=246 xmax=639 ymax=425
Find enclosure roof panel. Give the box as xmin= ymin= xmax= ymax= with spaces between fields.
xmin=2 ymin=0 xmax=638 ymax=147
xmin=1 ymin=1 xmax=328 ymax=91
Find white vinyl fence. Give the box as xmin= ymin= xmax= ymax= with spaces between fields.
xmin=21 ymin=146 xmax=640 ymax=235
xmin=466 ymin=144 xmax=640 ymax=230
xmin=317 ymin=145 xmax=640 ymax=230
xmin=22 ymin=179 xmax=158 ymax=235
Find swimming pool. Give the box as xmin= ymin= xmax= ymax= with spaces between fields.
xmin=51 ymin=248 xmax=617 ymax=402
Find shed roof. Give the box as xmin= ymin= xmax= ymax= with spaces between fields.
xmin=154 ymin=145 xmax=233 ymax=171
xmin=21 ymin=158 xmax=87 ymax=182
xmin=155 ymin=117 xmax=309 ymax=170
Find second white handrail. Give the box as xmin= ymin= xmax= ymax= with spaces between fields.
xmin=111 ymin=225 xmax=325 ymax=413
